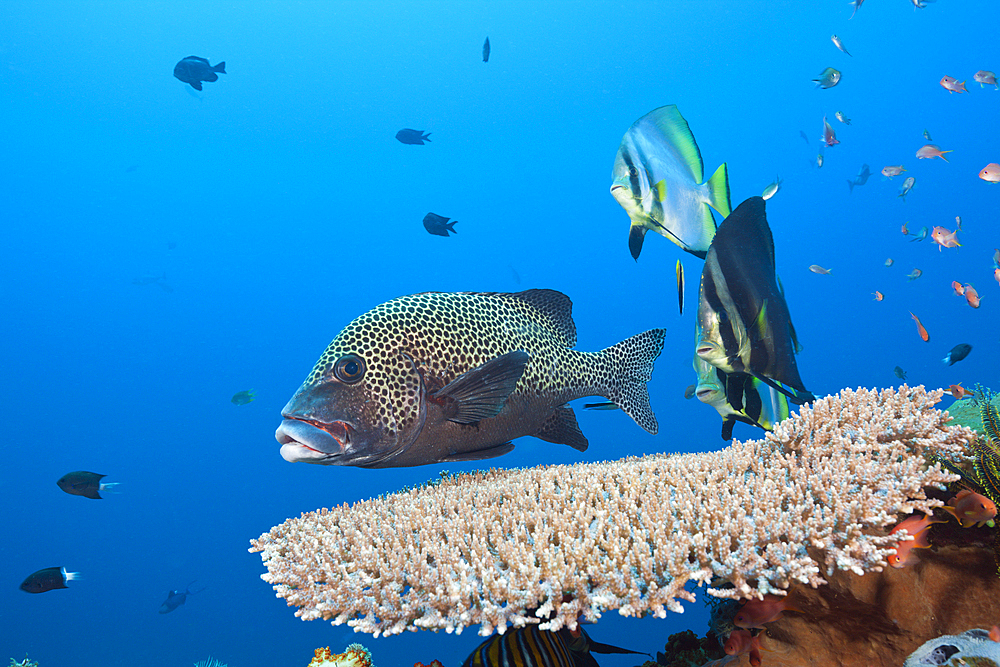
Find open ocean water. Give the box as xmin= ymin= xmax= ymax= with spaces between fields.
xmin=1 ymin=1 xmax=997 ymax=665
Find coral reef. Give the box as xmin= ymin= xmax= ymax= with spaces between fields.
xmin=308 ymin=644 xmax=375 ymax=667
xmin=250 ymin=386 xmax=972 ymax=637
xmin=904 ymin=629 xmax=1000 ymax=667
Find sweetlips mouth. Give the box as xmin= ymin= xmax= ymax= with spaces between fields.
xmin=275 ymin=418 xmax=354 ymax=463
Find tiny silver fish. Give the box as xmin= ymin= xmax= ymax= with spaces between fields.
xmin=831 ymin=35 xmax=852 ymax=56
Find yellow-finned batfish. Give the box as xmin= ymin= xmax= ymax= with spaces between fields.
xmin=696 ymin=197 xmax=814 ymax=405
xmin=693 ymin=356 xmax=791 ymax=441
xmin=676 ymin=259 xmax=685 ymax=315
xmin=813 ymin=67 xmax=841 ymax=89
xmin=831 ymin=35 xmax=852 ymax=56
xmin=611 ymin=105 xmax=731 ymax=260
xmin=762 ymin=176 xmax=781 ymax=200
xmin=276 ymin=289 xmax=665 ymax=468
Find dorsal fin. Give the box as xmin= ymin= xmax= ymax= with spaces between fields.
xmin=508 ymin=289 xmax=576 ymax=346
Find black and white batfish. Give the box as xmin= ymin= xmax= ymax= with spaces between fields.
xmin=696 ymin=196 xmax=814 ymax=405
xmin=693 ymin=356 xmax=791 ymax=441
xmin=610 ymin=105 xmax=731 ymax=260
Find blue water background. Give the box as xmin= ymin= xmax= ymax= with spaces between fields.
xmin=2 ymin=1 xmax=997 ymax=665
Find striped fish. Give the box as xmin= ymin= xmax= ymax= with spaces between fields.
xmin=693 ymin=355 xmax=792 ymax=441
xmin=696 ymin=196 xmax=814 ymax=405
xmin=611 ymin=105 xmax=731 ymax=260
xmin=461 ymin=626 xmax=645 ymax=667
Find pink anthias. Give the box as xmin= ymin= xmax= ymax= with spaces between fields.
xmin=887 ymin=513 xmax=946 ymax=568
xmin=974 ymin=70 xmax=998 ymax=88
xmin=980 ymin=163 xmax=1000 ymax=183
xmin=916 ymin=144 xmax=952 ymax=162
xmin=931 ymin=226 xmax=960 ymax=251
xmin=940 ymin=75 xmax=968 ymax=93
xmin=822 ymin=116 xmax=840 ymax=147
xmin=733 ymin=593 xmax=804 ymax=629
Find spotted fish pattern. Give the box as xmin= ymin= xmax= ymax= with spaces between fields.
xmin=278 ymin=289 xmax=665 ymax=468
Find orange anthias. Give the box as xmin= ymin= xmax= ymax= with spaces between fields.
xmin=910 ymin=312 xmax=930 ymax=342
xmin=916 ymin=144 xmax=953 ymax=161
xmin=733 ymin=593 xmax=804 ymax=629
xmin=931 ymin=226 xmax=960 ymax=251
xmin=947 ymin=383 xmax=971 ymax=399
xmin=944 ymin=489 xmax=998 ymax=528
xmin=725 ymin=629 xmax=765 ymax=666
xmin=965 ymin=284 xmax=981 ymax=308
xmin=952 ymin=281 xmax=966 ymax=296
xmin=940 ymin=75 xmax=968 ymax=93
xmin=980 ymin=163 xmax=1000 ymax=183
xmin=887 ymin=513 xmax=945 ymax=568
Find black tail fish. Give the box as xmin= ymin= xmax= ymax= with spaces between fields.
xmin=173 ymin=56 xmax=225 ymax=91
xmin=696 ymin=196 xmax=814 ymax=405
xmin=676 ymin=260 xmax=685 ymax=315
xmin=159 ymin=581 xmax=206 ymax=613
xmin=395 ymin=128 xmax=431 ymax=145
xmin=422 ymin=212 xmax=458 ymax=237
xmin=483 ymin=36 xmax=490 ymax=62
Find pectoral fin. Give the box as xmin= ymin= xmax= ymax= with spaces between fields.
xmin=437 ymin=441 xmax=516 ymax=462
xmin=434 ymin=350 xmax=529 ymax=423
xmin=628 ymin=223 xmax=647 ymax=260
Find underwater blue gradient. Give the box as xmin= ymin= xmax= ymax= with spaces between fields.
xmin=1 ymin=1 xmax=997 ymax=664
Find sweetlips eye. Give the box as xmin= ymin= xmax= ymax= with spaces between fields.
xmin=334 ymin=354 xmax=365 ymax=383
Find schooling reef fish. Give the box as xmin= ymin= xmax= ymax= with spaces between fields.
xmin=422 ymin=212 xmax=458 ymax=237
xmin=611 ymin=105 xmax=731 ymax=260
xmin=696 ymin=196 xmax=814 ymax=405
xmin=831 ymin=35 xmax=851 ymax=56
xmin=940 ymin=76 xmax=967 ymax=94
xmin=848 ymin=164 xmax=871 ymax=193
xmin=173 ymin=56 xmax=225 ymax=91
xmin=231 ymin=390 xmax=256 ymax=405
xmin=943 ymin=343 xmax=972 ymax=366
xmin=159 ymin=582 xmax=205 ymax=613
xmin=20 ymin=567 xmax=79 ymax=594
xmin=813 ymin=67 xmax=841 ymax=89
xmin=974 ymin=70 xmax=998 ymax=89
xmin=57 ymin=471 xmax=120 ymax=500
xmin=275 ymin=289 xmax=666 ymax=468
xmin=395 ymin=128 xmax=431 ymax=145
xmin=979 ymin=163 xmax=1000 ymax=183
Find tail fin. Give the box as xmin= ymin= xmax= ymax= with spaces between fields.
xmin=423 ymin=132 xmax=432 ymax=142
xmin=847 ymin=179 xmax=854 ymax=193
xmin=447 ymin=220 xmax=457 ymax=233
xmin=214 ymin=61 xmax=226 ymax=74
xmin=99 ymin=482 xmax=123 ymax=495
xmin=940 ymin=150 xmax=952 ymax=163
xmin=705 ymin=162 xmax=732 ymax=218
xmin=600 ymin=329 xmax=666 ymax=434
xmin=62 ymin=568 xmax=81 ymax=582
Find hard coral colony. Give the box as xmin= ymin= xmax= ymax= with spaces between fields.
xmin=251 ymin=386 xmax=970 ymax=637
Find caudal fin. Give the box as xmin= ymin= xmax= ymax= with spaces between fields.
xmin=214 ymin=61 xmax=226 ymax=74
xmin=600 ymin=329 xmax=666 ymax=434
xmin=447 ymin=220 xmax=457 ymax=233
xmin=99 ymin=482 xmax=123 ymax=495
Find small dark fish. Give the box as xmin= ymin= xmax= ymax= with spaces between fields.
xmin=676 ymin=260 xmax=685 ymax=315
xmin=395 ymin=128 xmax=431 ymax=145
xmin=423 ymin=212 xmax=458 ymax=237
xmin=894 ymin=366 xmax=907 ymax=380
xmin=125 ymin=164 xmax=139 ymax=173
xmin=943 ymin=343 xmax=972 ymax=366
xmin=173 ymin=56 xmax=225 ymax=91
xmin=847 ymin=164 xmax=872 ymax=193
xmin=159 ymin=582 xmax=205 ymax=614
xmin=57 ymin=471 xmax=120 ymax=500
xmin=231 ymin=390 xmax=256 ymax=405
xmin=799 ymin=130 xmax=810 ymax=145
xmin=482 ymin=37 xmax=490 ymax=63
xmin=20 ymin=567 xmax=79 ymax=594
xmin=684 ymin=384 xmax=697 ymax=399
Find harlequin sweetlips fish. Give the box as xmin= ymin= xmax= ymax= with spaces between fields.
xmin=276 ymin=289 xmax=666 ymax=468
